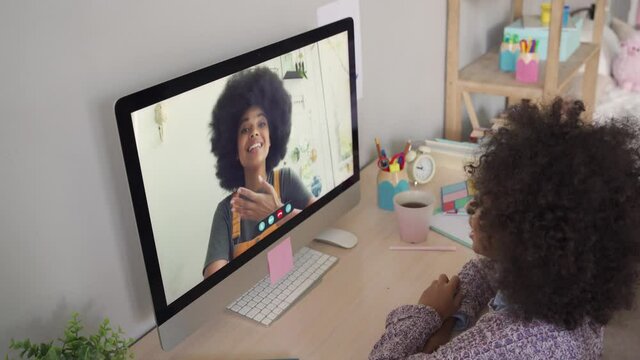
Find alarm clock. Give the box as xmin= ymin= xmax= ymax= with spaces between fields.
xmin=406 ymin=144 xmax=436 ymax=185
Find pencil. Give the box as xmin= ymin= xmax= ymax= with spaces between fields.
xmin=403 ymin=140 xmax=412 ymax=156
xmin=389 ymin=245 xmax=456 ymax=251
xmin=375 ymin=137 xmax=382 ymax=159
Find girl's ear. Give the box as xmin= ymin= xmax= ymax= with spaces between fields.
xmin=466 ymin=199 xmax=478 ymax=215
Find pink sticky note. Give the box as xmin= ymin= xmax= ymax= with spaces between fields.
xmin=267 ymin=237 xmax=294 ymax=284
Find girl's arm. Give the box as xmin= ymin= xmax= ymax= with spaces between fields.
xmin=370 ymin=309 xmax=578 ymax=359
xmin=451 ymin=257 xmax=498 ymax=329
xmin=369 ymin=305 xmax=443 ymax=360
xmin=371 ymin=276 xmax=462 ymax=360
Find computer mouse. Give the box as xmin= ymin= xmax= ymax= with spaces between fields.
xmin=313 ymin=228 xmax=358 ymax=249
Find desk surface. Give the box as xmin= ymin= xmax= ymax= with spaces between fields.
xmin=132 ymin=150 xmax=477 ymax=360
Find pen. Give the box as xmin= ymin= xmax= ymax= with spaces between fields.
xmin=389 ymin=245 xmax=457 ymax=251
xmin=375 ymin=137 xmax=382 ymax=159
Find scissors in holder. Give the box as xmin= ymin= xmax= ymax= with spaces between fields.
xmin=378 ymin=156 xmax=390 ymax=171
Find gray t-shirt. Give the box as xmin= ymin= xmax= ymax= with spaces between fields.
xmin=203 ymin=168 xmax=311 ymax=270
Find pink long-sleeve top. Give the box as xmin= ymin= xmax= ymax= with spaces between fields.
xmin=369 ymin=258 xmax=603 ymax=359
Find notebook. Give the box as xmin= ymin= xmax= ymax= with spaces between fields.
xmin=430 ymin=212 xmax=473 ymax=248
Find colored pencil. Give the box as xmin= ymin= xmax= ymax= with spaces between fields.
xmin=389 ymin=245 xmax=457 ymax=251
xmin=403 ymin=140 xmax=412 ymax=156
xmin=375 ymin=137 xmax=382 ymax=159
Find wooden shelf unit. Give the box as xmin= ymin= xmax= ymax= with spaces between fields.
xmin=444 ymin=0 xmax=607 ymax=141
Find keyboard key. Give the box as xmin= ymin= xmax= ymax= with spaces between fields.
xmin=277 ymin=301 xmax=289 ymax=310
xmin=247 ymin=308 xmax=259 ymax=319
xmin=285 ymin=279 xmax=314 ymax=303
xmin=239 ymin=305 xmax=251 ymax=316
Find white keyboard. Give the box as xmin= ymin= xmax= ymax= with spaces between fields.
xmin=226 ymin=246 xmax=337 ymax=326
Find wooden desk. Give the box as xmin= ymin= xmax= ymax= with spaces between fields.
xmin=132 ymin=150 xmax=477 ymax=360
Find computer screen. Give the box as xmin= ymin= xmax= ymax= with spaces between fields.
xmin=115 ymin=18 xmax=358 ymax=346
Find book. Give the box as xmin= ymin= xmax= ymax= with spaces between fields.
xmin=425 ymin=139 xmax=479 ymax=158
xmin=440 ymin=181 xmax=474 ymax=214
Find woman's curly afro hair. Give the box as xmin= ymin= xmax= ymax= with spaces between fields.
xmin=466 ymin=98 xmax=640 ymax=329
xmin=210 ymin=67 xmax=292 ymax=191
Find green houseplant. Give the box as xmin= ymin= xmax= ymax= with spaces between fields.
xmin=5 ymin=313 xmax=134 ymax=360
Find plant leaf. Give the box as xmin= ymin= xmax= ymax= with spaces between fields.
xmin=44 ymin=346 xmax=60 ymax=360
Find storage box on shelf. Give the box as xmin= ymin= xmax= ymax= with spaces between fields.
xmin=504 ymin=15 xmax=584 ymax=61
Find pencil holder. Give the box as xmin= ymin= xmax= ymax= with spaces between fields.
xmin=499 ymin=42 xmax=519 ymax=72
xmin=377 ymin=165 xmax=410 ymax=211
xmin=515 ymin=53 xmax=539 ymax=83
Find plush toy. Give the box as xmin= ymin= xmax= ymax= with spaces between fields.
xmin=613 ymin=34 xmax=640 ymax=91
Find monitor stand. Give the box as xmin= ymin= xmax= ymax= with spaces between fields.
xmin=313 ymin=228 xmax=358 ymax=249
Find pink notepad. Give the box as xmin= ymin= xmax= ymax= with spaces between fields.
xmin=267 ymin=237 xmax=294 ymax=284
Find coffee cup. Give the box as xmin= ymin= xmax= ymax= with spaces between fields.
xmin=393 ymin=191 xmax=435 ymax=243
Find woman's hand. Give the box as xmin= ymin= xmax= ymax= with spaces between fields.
xmin=231 ymin=176 xmax=283 ymax=221
xmin=418 ymin=274 xmax=463 ymax=319
xmin=422 ymin=317 xmax=456 ymax=354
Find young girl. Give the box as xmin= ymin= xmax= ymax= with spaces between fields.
xmin=370 ymin=99 xmax=640 ymax=359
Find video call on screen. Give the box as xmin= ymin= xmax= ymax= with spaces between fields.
xmin=130 ymin=32 xmax=354 ymax=304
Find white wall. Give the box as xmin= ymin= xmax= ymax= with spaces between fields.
xmin=610 ymin=0 xmax=631 ymax=21
xmin=0 ymin=0 xmax=513 ymax=350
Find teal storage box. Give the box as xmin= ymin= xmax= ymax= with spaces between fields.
xmin=503 ymin=15 xmax=583 ymax=61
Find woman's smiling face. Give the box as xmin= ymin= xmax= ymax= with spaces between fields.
xmin=237 ymin=106 xmax=271 ymax=170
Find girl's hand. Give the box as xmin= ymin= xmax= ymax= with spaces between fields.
xmin=418 ymin=274 xmax=463 ymax=319
xmin=231 ymin=176 xmax=283 ymax=221
xmin=423 ymin=317 xmax=456 ymax=354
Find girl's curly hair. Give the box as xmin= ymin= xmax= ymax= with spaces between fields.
xmin=210 ymin=67 xmax=292 ymax=191
xmin=466 ymin=98 xmax=640 ymax=329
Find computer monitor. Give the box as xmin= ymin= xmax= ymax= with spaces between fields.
xmin=114 ymin=18 xmax=359 ymax=350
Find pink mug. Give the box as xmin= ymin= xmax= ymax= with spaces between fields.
xmin=393 ymin=191 xmax=435 ymax=243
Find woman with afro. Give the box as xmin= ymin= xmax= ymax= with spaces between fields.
xmin=203 ymin=67 xmax=314 ymax=278
xmin=370 ymin=98 xmax=640 ymax=359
